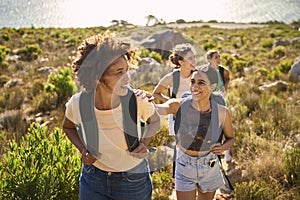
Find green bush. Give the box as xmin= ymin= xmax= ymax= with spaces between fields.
xmin=16 ymin=44 xmax=42 ymax=61
xmin=0 ymin=123 xmax=81 ymax=199
xmin=232 ymin=60 xmax=247 ymax=76
xmin=284 ymin=147 xmax=300 ymax=191
xmin=275 ymin=59 xmax=293 ymax=74
xmin=44 ymin=67 xmax=78 ymax=107
xmin=234 ymin=179 xmax=280 ymax=200
xmin=151 ymin=168 xmax=173 ymax=200
xmin=203 ymin=42 xmax=217 ymax=52
xmin=149 ymin=51 xmax=163 ymax=63
xmin=0 ymin=74 xmax=9 ymax=87
xmin=0 ymin=88 xmax=25 ymax=110
xmin=220 ymin=53 xmax=235 ymax=69
xmin=140 ymin=48 xmax=151 ymax=58
xmin=139 ymin=48 xmax=163 ymax=63
xmin=2 ymin=33 xmax=10 ymax=41
xmin=272 ymin=46 xmax=286 ymax=58
xmin=0 ymin=45 xmax=10 ymax=65
xmin=262 ymin=38 xmax=274 ymax=48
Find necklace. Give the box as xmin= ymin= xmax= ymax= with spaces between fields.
xmin=200 ymin=107 xmax=211 ymax=114
xmin=191 ymin=101 xmax=211 ymax=113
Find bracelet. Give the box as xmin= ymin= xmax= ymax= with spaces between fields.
xmin=81 ymin=148 xmax=89 ymax=156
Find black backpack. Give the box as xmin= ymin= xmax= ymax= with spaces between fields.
xmin=77 ymin=88 xmax=141 ymax=157
xmin=218 ymin=66 xmax=225 ymax=85
xmin=170 ymin=70 xmax=180 ymax=98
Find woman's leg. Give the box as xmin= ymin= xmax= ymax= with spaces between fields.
xmin=79 ymin=164 xmax=110 ymax=200
xmin=176 ymin=189 xmax=196 ymax=200
xmin=197 ymin=189 xmax=215 ymax=200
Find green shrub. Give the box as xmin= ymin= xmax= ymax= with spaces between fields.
xmin=32 ymin=93 xmax=55 ymax=113
xmin=275 ymin=59 xmax=293 ymax=74
xmin=139 ymin=48 xmax=163 ymax=63
xmin=0 ymin=123 xmax=81 ymax=199
xmin=0 ymin=88 xmax=25 ymax=110
xmin=0 ymin=45 xmax=10 ymax=65
xmin=234 ymin=180 xmax=280 ymax=200
xmin=262 ymin=38 xmax=274 ymax=48
xmin=2 ymin=33 xmax=10 ymax=41
xmin=139 ymin=48 xmax=150 ymax=58
xmin=203 ymin=42 xmax=217 ymax=52
xmin=284 ymin=148 xmax=300 ymax=190
xmin=149 ymin=51 xmax=163 ymax=63
xmin=272 ymin=46 xmax=286 ymax=58
xmin=0 ymin=74 xmax=9 ymax=87
xmin=44 ymin=67 xmax=78 ymax=107
xmin=16 ymin=44 xmax=42 ymax=61
xmin=232 ymin=60 xmax=247 ymax=76
xmin=151 ymin=168 xmax=173 ymax=200
xmin=220 ymin=53 xmax=235 ymax=69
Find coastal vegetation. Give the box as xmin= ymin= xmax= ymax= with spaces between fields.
xmin=0 ymin=20 xmax=300 ymax=199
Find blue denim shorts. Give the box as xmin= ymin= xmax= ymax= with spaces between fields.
xmin=79 ymin=159 xmax=152 ymax=200
xmin=175 ymin=148 xmax=224 ymax=192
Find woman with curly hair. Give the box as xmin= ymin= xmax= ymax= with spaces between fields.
xmin=62 ymin=32 xmax=160 ymax=200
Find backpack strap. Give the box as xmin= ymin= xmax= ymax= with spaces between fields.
xmin=210 ymin=98 xmax=220 ymax=143
xmin=79 ymin=91 xmax=99 ymax=157
xmin=171 ymin=70 xmax=180 ymax=98
xmin=79 ymin=88 xmax=140 ymax=156
xmin=218 ymin=66 xmax=225 ymax=85
xmin=120 ymin=88 xmax=140 ymax=152
xmin=174 ymin=97 xmax=220 ymax=139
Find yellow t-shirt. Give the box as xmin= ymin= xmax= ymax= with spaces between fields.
xmin=65 ymin=91 xmax=155 ymax=172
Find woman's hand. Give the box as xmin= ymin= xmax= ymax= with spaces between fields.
xmin=130 ymin=143 xmax=149 ymax=159
xmin=134 ymin=89 xmax=154 ymax=102
xmin=81 ymin=149 xmax=97 ymax=165
xmin=210 ymin=143 xmax=224 ymax=155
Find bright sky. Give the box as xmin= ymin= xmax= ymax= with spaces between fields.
xmin=2 ymin=0 xmax=298 ymax=28
xmin=62 ymin=0 xmax=228 ymax=26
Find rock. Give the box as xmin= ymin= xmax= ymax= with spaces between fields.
xmin=258 ymin=80 xmax=288 ymax=91
xmin=273 ymin=39 xmax=290 ymax=48
xmin=291 ymin=37 xmax=300 ymax=45
xmin=148 ymin=145 xmax=174 ymax=172
xmin=4 ymin=78 xmax=23 ymax=88
xmin=289 ymin=58 xmax=300 ymax=82
xmin=36 ymin=66 xmax=57 ymax=74
xmin=141 ymin=29 xmax=187 ymax=59
xmin=137 ymin=57 xmax=162 ymax=73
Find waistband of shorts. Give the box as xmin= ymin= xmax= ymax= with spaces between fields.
xmin=177 ymin=147 xmax=217 ymax=165
xmin=178 ymin=144 xmax=210 ymax=157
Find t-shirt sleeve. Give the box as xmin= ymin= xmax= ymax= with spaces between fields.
xmin=65 ymin=93 xmax=81 ymax=124
xmin=157 ymin=72 xmax=173 ymax=88
xmin=137 ymin=96 xmax=156 ymax=121
xmin=65 ymin=97 xmax=75 ymax=123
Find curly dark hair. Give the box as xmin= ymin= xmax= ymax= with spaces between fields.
xmin=71 ymin=32 xmax=135 ymax=92
xmin=169 ymin=43 xmax=194 ymax=67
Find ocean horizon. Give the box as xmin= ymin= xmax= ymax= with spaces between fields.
xmin=0 ymin=0 xmax=300 ymax=28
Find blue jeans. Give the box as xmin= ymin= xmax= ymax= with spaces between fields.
xmin=79 ymin=159 xmax=152 ymax=200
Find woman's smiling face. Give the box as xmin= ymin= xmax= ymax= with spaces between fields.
xmin=190 ymin=71 xmax=211 ymax=100
xmin=99 ymin=55 xmax=130 ymax=96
